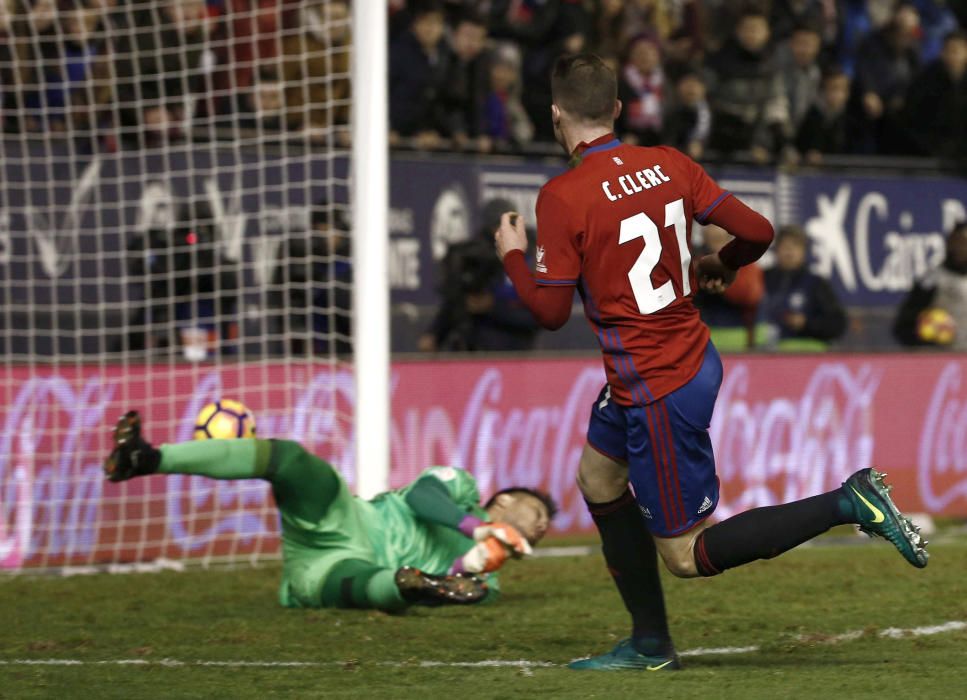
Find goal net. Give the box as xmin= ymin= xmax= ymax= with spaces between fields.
xmin=0 ymin=0 xmax=384 ymax=571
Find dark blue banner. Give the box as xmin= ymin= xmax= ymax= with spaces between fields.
xmin=2 ymin=139 xmax=965 ymax=318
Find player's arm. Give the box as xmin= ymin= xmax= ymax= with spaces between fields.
xmin=681 ymin=150 xmax=774 ymax=291
xmin=404 ymin=470 xmax=531 ymax=556
xmin=501 ymin=248 xmax=574 ymax=330
xmin=495 ymin=190 xmax=578 ymax=330
xmin=704 ymin=196 xmax=775 ymax=270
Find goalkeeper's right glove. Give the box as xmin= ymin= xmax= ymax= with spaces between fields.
xmin=450 ymin=537 xmax=508 ymax=575
xmin=458 ymin=516 xmax=533 ymax=558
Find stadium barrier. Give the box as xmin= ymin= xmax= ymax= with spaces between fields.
xmin=1 ymin=353 xmax=964 ymax=570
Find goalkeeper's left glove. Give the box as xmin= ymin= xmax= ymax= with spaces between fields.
xmin=458 ymin=516 xmax=533 ymax=557
xmin=450 ymin=537 xmax=508 ymax=575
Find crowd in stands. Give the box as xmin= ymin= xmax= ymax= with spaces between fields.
xmin=386 ymin=0 xmax=967 ymax=164
xmin=2 ymin=0 xmax=967 ymax=163
xmin=0 ymin=0 xmax=351 ymax=148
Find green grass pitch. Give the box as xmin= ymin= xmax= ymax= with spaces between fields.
xmin=2 ymin=534 xmax=966 ymax=699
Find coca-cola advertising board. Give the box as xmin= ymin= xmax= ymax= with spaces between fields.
xmin=1 ymin=354 xmax=965 ymax=569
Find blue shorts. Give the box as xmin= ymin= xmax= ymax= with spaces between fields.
xmin=587 ymin=341 xmax=723 ymax=537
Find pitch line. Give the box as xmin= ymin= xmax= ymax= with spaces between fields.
xmin=0 ymin=620 xmax=963 ymax=670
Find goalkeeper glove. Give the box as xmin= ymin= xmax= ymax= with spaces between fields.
xmin=450 ymin=537 xmax=509 ymax=574
xmin=459 ymin=515 xmax=533 ymax=558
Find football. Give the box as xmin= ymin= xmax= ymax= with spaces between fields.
xmin=193 ymin=399 xmax=257 ymax=440
xmin=916 ymin=307 xmax=957 ymax=345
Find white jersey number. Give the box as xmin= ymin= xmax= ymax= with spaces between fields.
xmin=618 ymin=198 xmax=690 ymax=315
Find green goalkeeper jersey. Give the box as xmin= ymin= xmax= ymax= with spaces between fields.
xmin=359 ymin=466 xmax=494 ymax=580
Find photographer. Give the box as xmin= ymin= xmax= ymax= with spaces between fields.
xmin=270 ymin=204 xmax=352 ymax=357
xmin=419 ymin=198 xmax=540 ymax=352
xmin=124 ymin=199 xmax=238 ymax=359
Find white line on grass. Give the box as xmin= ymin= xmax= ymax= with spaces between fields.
xmin=0 ymin=619 xmax=963 ymax=670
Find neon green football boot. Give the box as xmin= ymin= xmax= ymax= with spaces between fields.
xmin=568 ymin=639 xmax=681 ymax=672
xmin=843 ymin=468 xmax=928 ymax=568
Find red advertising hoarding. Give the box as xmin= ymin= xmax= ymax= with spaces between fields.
xmin=1 ymin=354 xmax=965 ymax=569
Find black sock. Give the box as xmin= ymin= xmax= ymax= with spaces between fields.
xmin=588 ymin=490 xmax=672 ymax=655
xmin=694 ymin=489 xmax=852 ymax=576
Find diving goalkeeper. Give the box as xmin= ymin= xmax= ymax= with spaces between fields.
xmin=104 ymin=412 xmax=555 ymax=611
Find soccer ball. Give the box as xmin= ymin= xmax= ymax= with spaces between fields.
xmin=916 ymin=307 xmax=957 ymax=346
xmin=193 ymin=399 xmax=257 ymax=440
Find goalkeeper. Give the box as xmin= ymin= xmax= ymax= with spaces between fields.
xmin=104 ymin=412 xmax=555 ymax=611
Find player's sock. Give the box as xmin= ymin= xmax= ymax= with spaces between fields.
xmin=587 ymin=489 xmax=673 ymax=656
xmin=365 ymin=569 xmax=408 ymax=611
xmin=322 ymin=560 xmax=407 ymax=611
xmin=157 ymin=439 xmax=272 ymax=479
xmin=694 ymin=489 xmax=853 ymax=576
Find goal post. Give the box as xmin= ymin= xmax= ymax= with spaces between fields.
xmin=351 ymin=0 xmax=390 ymax=499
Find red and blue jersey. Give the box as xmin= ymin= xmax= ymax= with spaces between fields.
xmin=534 ymin=134 xmax=731 ymax=406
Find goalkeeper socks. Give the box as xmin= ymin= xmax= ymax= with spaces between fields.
xmin=321 ymin=560 xmax=406 ymax=611
xmin=158 ymin=439 xmax=272 ymax=479
xmin=694 ymin=489 xmax=853 ymax=576
xmin=587 ymin=490 xmax=673 ymax=655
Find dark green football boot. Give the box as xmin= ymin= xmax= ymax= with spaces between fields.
xmin=568 ymin=639 xmax=681 ymax=671
xmin=103 ymin=411 xmax=161 ymax=482
xmin=843 ymin=468 xmax=928 ymax=568
xmin=394 ymin=567 xmax=488 ymax=606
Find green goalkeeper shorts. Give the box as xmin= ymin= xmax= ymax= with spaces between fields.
xmin=268 ymin=440 xmax=378 ymax=608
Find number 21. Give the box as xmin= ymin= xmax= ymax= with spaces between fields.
xmin=618 ymin=198 xmax=690 ymax=315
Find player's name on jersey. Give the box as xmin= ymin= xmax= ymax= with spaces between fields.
xmin=601 ymin=165 xmax=671 ymax=202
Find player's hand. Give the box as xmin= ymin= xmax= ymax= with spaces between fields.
xmin=696 ymin=253 xmax=737 ymax=294
xmin=452 ymin=537 xmax=510 ymax=574
xmin=472 ymin=522 xmax=533 ymax=558
xmin=494 ymin=211 xmax=527 ymax=261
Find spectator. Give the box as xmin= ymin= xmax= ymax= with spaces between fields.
xmin=271 ymin=203 xmax=352 ymax=357
xmin=913 ymin=0 xmax=960 ymax=63
xmin=122 ymin=199 xmax=239 ymax=359
xmin=481 ymin=46 xmax=534 ymax=149
xmin=903 ymin=30 xmax=967 ymax=160
xmin=852 ymin=3 xmax=921 ymax=154
xmin=763 ymin=225 xmax=847 ymax=351
xmin=1 ymin=0 xmax=21 ymax=132
xmin=777 ymin=23 xmax=823 ymax=132
xmin=280 ymin=0 xmax=351 ymax=139
xmin=694 ymin=224 xmax=767 ymax=351
xmin=894 ymin=222 xmax=967 ymax=350
xmin=621 ymin=0 xmax=674 ymax=43
xmin=7 ymin=0 xmax=57 ymax=133
xmin=589 ymin=0 xmax=627 ymax=59
xmin=442 ymin=10 xmax=490 ymax=151
xmin=491 ymin=0 xmax=589 ymax=143
xmin=663 ymin=70 xmax=711 ymax=160
xmin=663 ymin=20 xmax=706 ymax=83
xmin=769 ymin=0 xmax=837 ymax=46
xmin=795 ymin=68 xmax=859 ymax=164
xmin=115 ymin=0 xmax=216 ymax=146
xmin=235 ymin=66 xmax=285 ymax=132
xmin=419 ymin=198 xmax=540 ymax=352
xmin=706 ymin=9 xmax=791 ymax=163
xmin=617 ymin=33 xmax=665 ymax=146
xmin=389 ymin=0 xmax=450 ymax=148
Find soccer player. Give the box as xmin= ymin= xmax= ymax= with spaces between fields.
xmin=494 ymin=53 xmax=928 ymax=671
xmin=103 ymin=412 xmax=555 ymax=611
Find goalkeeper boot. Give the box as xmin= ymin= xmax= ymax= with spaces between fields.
xmin=568 ymin=639 xmax=681 ymax=672
xmin=103 ymin=411 xmax=161 ymax=482
xmin=394 ymin=567 xmax=488 ymax=606
xmin=843 ymin=468 xmax=928 ymax=568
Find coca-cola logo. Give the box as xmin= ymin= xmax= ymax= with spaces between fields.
xmin=0 ymin=376 xmax=115 ymax=568
xmin=918 ymin=362 xmax=967 ymax=511
xmin=711 ymin=361 xmax=880 ymax=519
